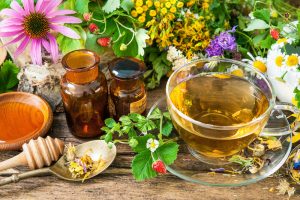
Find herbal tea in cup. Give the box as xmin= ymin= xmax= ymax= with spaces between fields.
xmin=166 ymin=59 xmax=275 ymax=163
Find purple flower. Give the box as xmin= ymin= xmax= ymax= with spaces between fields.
xmin=216 ymin=32 xmax=237 ymax=51
xmin=205 ymin=39 xmax=223 ymax=57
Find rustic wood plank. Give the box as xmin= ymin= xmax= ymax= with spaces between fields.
xmin=1 ymin=79 xmax=300 ymax=200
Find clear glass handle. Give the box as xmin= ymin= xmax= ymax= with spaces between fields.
xmin=261 ymin=102 xmax=299 ymax=137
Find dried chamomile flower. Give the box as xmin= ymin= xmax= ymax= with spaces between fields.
xmin=276 ymin=179 xmax=295 ymax=199
xmin=65 ymin=143 xmax=76 ymax=162
xmin=250 ymin=144 xmax=265 ymax=157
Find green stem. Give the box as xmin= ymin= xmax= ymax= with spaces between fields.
xmin=280 ymin=71 xmax=288 ymax=79
xmin=236 ymin=30 xmax=258 ymax=57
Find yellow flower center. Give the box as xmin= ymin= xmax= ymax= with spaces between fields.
xmin=23 ymin=12 xmax=50 ymax=38
xmin=150 ymin=141 xmax=156 ymax=148
xmin=253 ymin=60 xmax=267 ymax=73
xmin=286 ymin=55 xmax=299 ymax=67
xmin=231 ymin=69 xmax=244 ymax=77
xmin=275 ymin=56 xmax=283 ymax=67
xmin=277 ymin=38 xmax=287 ymax=44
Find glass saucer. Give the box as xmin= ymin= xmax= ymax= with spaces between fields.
xmin=148 ymin=97 xmax=292 ymax=187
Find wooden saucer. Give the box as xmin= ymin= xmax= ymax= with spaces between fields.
xmin=0 ymin=92 xmax=53 ymax=151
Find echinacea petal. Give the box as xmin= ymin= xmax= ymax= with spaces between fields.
xmin=21 ymin=0 xmax=30 ymax=15
xmin=41 ymin=0 xmax=63 ymax=14
xmin=47 ymin=9 xmax=76 ymax=18
xmin=0 ymin=30 xmax=24 ymax=37
xmin=10 ymin=1 xmax=26 ymax=16
xmin=0 ymin=25 xmax=24 ymax=32
xmin=42 ymin=38 xmax=50 ymax=53
xmin=35 ymin=0 xmax=46 ymax=12
xmin=50 ymin=25 xmax=80 ymax=39
xmin=3 ymin=33 xmax=26 ymax=47
xmin=30 ymin=39 xmax=37 ymax=64
xmin=0 ymin=18 xmax=24 ymax=26
xmin=0 ymin=8 xmax=23 ymax=19
xmin=14 ymin=36 xmax=30 ymax=58
xmin=35 ymin=39 xmax=42 ymax=65
xmin=28 ymin=0 xmax=35 ymax=13
xmin=49 ymin=16 xmax=82 ymax=24
xmin=47 ymin=33 xmax=59 ymax=63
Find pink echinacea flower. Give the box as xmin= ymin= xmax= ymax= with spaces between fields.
xmin=0 ymin=0 xmax=82 ymax=65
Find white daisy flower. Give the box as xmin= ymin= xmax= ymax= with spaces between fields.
xmin=227 ymin=64 xmax=244 ymax=77
xmin=271 ymin=38 xmax=294 ymax=50
xmin=242 ymin=52 xmax=267 ymax=73
xmin=266 ymin=50 xmax=286 ymax=78
xmin=146 ymin=138 xmax=159 ymax=152
xmin=284 ymin=53 xmax=300 ymax=69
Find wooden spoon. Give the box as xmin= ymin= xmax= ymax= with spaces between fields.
xmin=0 ymin=140 xmax=116 ymax=186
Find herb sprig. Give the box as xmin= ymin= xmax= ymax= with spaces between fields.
xmin=101 ymin=108 xmax=179 ymax=181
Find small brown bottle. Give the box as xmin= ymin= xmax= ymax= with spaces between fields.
xmin=61 ymin=49 xmax=108 ymax=138
xmin=109 ymin=57 xmax=147 ymax=119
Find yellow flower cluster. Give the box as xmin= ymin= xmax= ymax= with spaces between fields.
xmin=172 ymin=13 xmax=211 ymax=58
xmin=131 ymin=0 xmax=183 ymax=24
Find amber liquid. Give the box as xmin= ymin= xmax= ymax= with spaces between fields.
xmin=0 ymin=102 xmax=44 ymax=141
xmin=170 ymin=74 xmax=269 ymax=157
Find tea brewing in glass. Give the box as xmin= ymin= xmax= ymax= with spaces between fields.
xmin=61 ymin=49 xmax=108 ymax=138
xmin=166 ymin=59 xmax=278 ymax=163
xmin=109 ymin=57 xmax=147 ymax=119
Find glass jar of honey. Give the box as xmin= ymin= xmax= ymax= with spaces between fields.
xmin=61 ymin=49 xmax=108 ymax=138
xmin=109 ymin=57 xmax=147 ymax=119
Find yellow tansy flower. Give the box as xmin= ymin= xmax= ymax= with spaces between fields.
xmin=170 ymin=6 xmax=176 ymax=13
xmin=161 ymin=7 xmax=167 ymax=15
xmin=154 ymin=1 xmax=160 ymax=7
xmin=285 ymin=54 xmax=299 ymax=67
xmin=187 ymin=0 xmax=195 ymax=7
xmin=136 ymin=6 xmax=144 ymax=14
xmin=131 ymin=10 xmax=138 ymax=17
xmin=146 ymin=0 xmax=153 ymax=7
xmin=165 ymin=2 xmax=171 ymax=8
xmin=149 ymin=10 xmax=157 ymax=17
xmin=143 ymin=5 xmax=148 ymax=11
xmin=177 ymin=1 xmax=184 ymax=8
xmin=170 ymin=0 xmax=176 ymax=4
xmin=138 ymin=15 xmax=146 ymax=23
xmin=136 ymin=0 xmax=143 ymax=7
xmin=202 ymin=2 xmax=209 ymax=9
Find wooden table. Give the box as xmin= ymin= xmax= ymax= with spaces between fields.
xmin=0 ymin=82 xmax=299 ymax=200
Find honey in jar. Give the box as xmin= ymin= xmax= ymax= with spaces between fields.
xmin=109 ymin=57 xmax=147 ymax=119
xmin=61 ymin=49 xmax=108 ymax=138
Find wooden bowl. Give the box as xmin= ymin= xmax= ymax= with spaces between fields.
xmin=0 ymin=92 xmax=53 ymax=151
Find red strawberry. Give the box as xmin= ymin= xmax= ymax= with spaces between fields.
xmin=89 ymin=23 xmax=99 ymax=33
xmin=97 ymin=37 xmax=111 ymax=47
xmin=270 ymin=28 xmax=279 ymax=40
xmin=152 ymin=160 xmax=167 ymax=174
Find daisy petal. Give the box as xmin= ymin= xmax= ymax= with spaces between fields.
xmin=14 ymin=36 xmax=30 ymax=58
xmin=47 ymin=34 xmax=59 ymax=63
xmin=42 ymin=39 xmax=50 ymax=53
xmin=50 ymin=25 xmax=80 ymax=39
xmin=10 ymin=1 xmax=26 ymax=16
xmin=47 ymin=10 xmax=76 ymax=17
xmin=3 ymin=33 xmax=26 ymax=47
xmin=49 ymin=16 xmax=82 ymax=24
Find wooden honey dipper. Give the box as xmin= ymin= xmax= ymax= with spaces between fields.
xmin=0 ymin=136 xmax=64 ymax=171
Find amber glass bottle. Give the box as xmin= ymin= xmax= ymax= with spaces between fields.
xmin=61 ymin=49 xmax=108 ymax=138
xmin=109 ymin=57 xmax=147 ymax=119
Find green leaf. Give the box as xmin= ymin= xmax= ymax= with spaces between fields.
xmin=0 ymin=60 xmax=20 ymax=93
xmin=161 ymin=121 xmax=173 ymax=136
xmin=135 ymin=118 xmax=157 ymax=132
xmin=156 ymin=142 xmax=179 ymax=165
xmin=120 ymin=0 xmax=134 ymax=13
xmin=132 ymin=135 xmax=154 ymax=153
xmin=135 ymin=29 xmax=149 ymax=56
xmin=85 ymin=32 xmax=105 ymax=54
xmin=103 ymin=0 xmax=120 ymax=13
xmin=129 ymin=138 xmax=138 ymax=148
xmin=131 ymin=150 xmax=157 ymax=181
xmin=163 ymin=112 xmax=171 ymax=120
xmin=260 ymin=35 xmax=275 ymax=49
xmin=244 ymin=19 xmax=269 ymax=32
xmin=104 ymin=132 xmax=113 ymax=143
xmin=148 ymin=108 xmax=162 ymax=120
xmin=105 ymin=118 xmax=117 ymax=128
xmin=119 ymin=116 xmax=132 ymax=126
xmin=253 ymin=9 xmax=270 ymax=22
xmin=101 ymin=127 xmax=111 ymax=133
xmin=75 ymin=0 xmax=89 ymax=14
xmin=252 ymin=32 xmax=267 ymax=47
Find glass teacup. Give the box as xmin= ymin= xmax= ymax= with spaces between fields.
xmin=166 ymin=58 xmax=297 ymax=164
